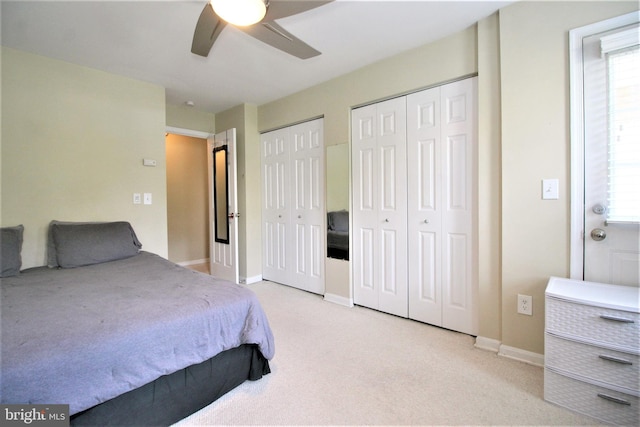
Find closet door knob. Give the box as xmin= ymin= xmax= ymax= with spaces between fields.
xmin=384 ymin=218 xmax=389 ymax=222
xmin=424 ymin=219 xmax=429 ymax=224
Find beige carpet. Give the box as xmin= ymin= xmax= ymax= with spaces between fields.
xmin=174 ymin=281 xmax=602 ymax=426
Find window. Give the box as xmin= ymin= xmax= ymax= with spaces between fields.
xmin=606 ymin=43 xmax=640 ymax=223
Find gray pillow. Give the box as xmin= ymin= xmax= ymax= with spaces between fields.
xmin=47 ymin=220 xmax=101 ymax=267
xmin=51 ymin=221 xmax=142 ymax=268
xmin=1 ymin=225 xmax=24 ymax=277
xmin=329 ymin=210 xmax=349 ymax=232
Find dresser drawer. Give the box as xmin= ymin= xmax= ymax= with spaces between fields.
xmin=546 ymin=297 xmax=640 ymax=351
xmin=546 ymin=333 xmax=640 ymax=392
xmin=545 ymin=369 xmax=639 ymax=426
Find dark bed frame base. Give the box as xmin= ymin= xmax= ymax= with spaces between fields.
xmin=327 ymin=247 xmax=349 ymax=260
xmin=71 ymin=344 xmax=270 ymax=426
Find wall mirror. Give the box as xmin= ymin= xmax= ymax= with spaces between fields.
xmin=326 ymin=143 xmax=349 ymax=260
xmin=213 ymin=145 xmax=229 ymax=244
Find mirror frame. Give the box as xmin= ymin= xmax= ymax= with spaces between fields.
xmin=213 ymin=145 xmax=230 ymax=244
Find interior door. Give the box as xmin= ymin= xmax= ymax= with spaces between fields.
xmin=208 ymin=129 xmax=239 ymax=283
xmin=290 ymin=119 xmax=325 ymax=294
xmin=407 ymin=85 xmax=442 ymax=326
xmin=406 ymin=78 xmax=477 ymax=335
xmin=439 ymin=78 xmax=477 ymax=335
xmin=583 ymin=26 xmax=639 ymax=286
xmin=261 ymin=127 xmax=290 ymax=285
xmin=352 ymin=97 xmax=408 ymax=317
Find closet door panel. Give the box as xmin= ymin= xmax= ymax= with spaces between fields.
xmin=443 ymin=232 xmax=472 ymax=333
xmin=357 ymin=148 xmax=375 ymax=211
xmin=407 ymin=87 xmax=442 ymax=323
xmin=377 ymin=98 xmax=408 ymax=317
xmin=352 ymin=98 xmax=408 ymax=315
xmin=262 ymin=119 xmax=324 ymax=294
xmin=290 ymin=119 xmax=325 ymax=294
xmin=440 ymin=78 xmax=477 ymax=335
xmin=446 ymin=134 xmax=468 ymax=213
xmin=262 ymin=130 xmax=290 ymax=285
xmin=352 ymin=104 xmax=380 ymax=310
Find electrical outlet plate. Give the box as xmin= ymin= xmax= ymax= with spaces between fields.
xmin=133 ymin=193 xmax=141 ymax=204
xmin=517 ymin=294 xmax=533 ymax=316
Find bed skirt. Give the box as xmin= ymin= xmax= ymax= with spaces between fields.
xmin=71 ymin=344 xmax=270 ymax=426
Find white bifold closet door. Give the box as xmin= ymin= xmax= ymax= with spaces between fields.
xmin=407 ymin=78 xmax=477 ymax=335
xmin=262 ymin=118 xmax=325 ymax=294
xmin=352 ymin=97 xmax=408 ymax=317
xmin=352 ymin=77 xmax=477 ymax=335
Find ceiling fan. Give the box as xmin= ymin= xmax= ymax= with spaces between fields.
xmin=191 ymin=0 xmax=332 ymax=59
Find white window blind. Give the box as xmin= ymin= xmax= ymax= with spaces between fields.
xmin=603 ymin=27 xmax=640 ymax=223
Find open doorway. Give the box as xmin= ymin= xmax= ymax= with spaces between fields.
xmin=165 ymin=133 xmax=210 ymax=271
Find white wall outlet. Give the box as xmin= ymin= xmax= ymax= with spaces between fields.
xmin=143 ymin=193 xmax=152 ymax=205
xmin=542 ymin=179 xmax=559 ymax=200
xmin=133 ymin=193 xmax=141 ymax=204
xmin=517 ymin=294 xmax=533 ymax=316
xmin=143 ymin=159 xmax=157 ymax=167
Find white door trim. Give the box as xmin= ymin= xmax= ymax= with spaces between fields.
xmin=165 ymin=126 xmax=213 ymax=139
xmin=568 ymin=11 xmax=640 ymax=280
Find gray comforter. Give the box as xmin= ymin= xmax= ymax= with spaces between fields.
xmin=0 ymin=252 xmax=275 ymax=415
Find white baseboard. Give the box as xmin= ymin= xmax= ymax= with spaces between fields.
xmin=323 ymin=293 xmax=354 ymax=307
xmin=474 ymin=336 xmax=501 ymax=352
xmin=498 ymin=344 xmax=544 ymax=367
xmin=177 ymin=258 xmax=209 ymax=267
xmin=475 ymin=336 xmax=544 ymax=367
xmin=241 ymin=275 xmax=263 ymax=285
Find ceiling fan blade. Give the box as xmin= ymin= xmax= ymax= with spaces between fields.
xmin=265 ymin=0 xmax=333 ymax=21
xmin=242 ymin=21 xmax=321 ymax=59
xmin=191 ymin=3 xmax=227 ymax=57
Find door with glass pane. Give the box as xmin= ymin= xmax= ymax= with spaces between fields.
xmin=208 ymin=129 xmax=239 ymax=283
xmin=583 ymin=23 xmax=639 ymax=286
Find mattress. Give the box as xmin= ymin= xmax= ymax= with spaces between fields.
xmin=1 ymin=252 xmax=275 ymax=415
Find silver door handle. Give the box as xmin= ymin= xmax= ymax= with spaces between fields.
xmin=590 ymin=228 xmax=606 ymax=241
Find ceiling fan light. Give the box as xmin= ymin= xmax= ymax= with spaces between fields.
xmin=211 ymin=0 xmax=267 ymax=27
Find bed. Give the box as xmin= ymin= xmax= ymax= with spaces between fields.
xmin=1 ymin=221 xmax=275 ymax=426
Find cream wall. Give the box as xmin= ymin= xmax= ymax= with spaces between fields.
xmin=166 ymin=103 xmax=215 ymax=134
xmin=1 ymin=47 xmax=168 ymax=268
xmin=498 ymin=1 xmax=638 ymax=354
xmin=165 ymin=134 xmax=209 ymax=263
xmin=326 ymin=143 xmax=349 ymax=212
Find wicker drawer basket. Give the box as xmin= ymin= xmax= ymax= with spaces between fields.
xmin=545 ymin=334 xmax=639 ymax=391
xmin=545 ymin=369 xmax=639 ymax=426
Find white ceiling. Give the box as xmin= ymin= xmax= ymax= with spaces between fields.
xmin=1 ymin=0 xmax=513 ymax=114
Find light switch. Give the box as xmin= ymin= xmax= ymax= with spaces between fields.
xmin=143 ymin=193 xmax=152 ymax=205
xmin=133 ymin=193 xmax=141 ymax=204
xmin=542 ymin=179 xmax=559 ymax=200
